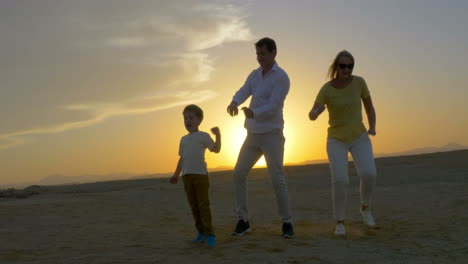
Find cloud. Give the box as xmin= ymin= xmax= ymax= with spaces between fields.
xmin=103 ymin=3 xmax=253 ymax=51
xmin=0 ymin=90 xmax=217 ymax=150
xmin=107 ymin=37 xmax=149 ymax=48
xmin=178 ymin=53 xmax=216 ymax=83
xmin=0 ymin=1 xmax=253 ymax=150
xmin=101 ymin=2 xmax=253 ymax=83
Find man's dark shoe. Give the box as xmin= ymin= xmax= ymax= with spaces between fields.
xmin=232 ymin=219 xmax=251 ymax=236
xmin=282 ymin=222 xmax=295 ymax=238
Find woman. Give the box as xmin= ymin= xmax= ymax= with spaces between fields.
xmin=309 ymin=50 xmax=377 ymax=236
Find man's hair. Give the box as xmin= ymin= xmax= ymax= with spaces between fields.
xmin=183 ymin=104 xmax=204 ymax=121
xmin=255 ymin=37 xmax=277 ymax=53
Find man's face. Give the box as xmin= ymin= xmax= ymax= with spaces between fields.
xmin=183 ymin=111 xmax=201 ymax=133
xmin=256 ymin=45 xmax=276 ymax=68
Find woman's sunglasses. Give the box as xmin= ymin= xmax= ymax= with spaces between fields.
xmin=338 ymin=63 xmax=354 ymax=70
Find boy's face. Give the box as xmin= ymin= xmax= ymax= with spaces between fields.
xmin=183 ymin=111 xmax=201 ymax=133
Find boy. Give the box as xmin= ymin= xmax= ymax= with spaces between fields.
xmin=169 ymin=104 xmax=221 ymax=247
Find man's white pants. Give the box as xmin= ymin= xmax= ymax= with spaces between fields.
xmin=327 ymin=133 xmax=377 ymax=221
xmin=233 ymin=129 xmax=292 ymax=223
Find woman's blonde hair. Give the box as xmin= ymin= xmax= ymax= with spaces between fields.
xmin=327 ymin=50 xmax=355 ymax=80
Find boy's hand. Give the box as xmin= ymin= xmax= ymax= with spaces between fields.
xmin=211 ymin=127 xmax=220 ymax=135
xmin=169 ymin=175 xmax=179 ymax=184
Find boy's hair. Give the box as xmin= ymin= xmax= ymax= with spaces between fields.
xmin=255 ymin=37 xmax=277 ymax=53
xmin=183 ymin=104 xmax=204 ymax=121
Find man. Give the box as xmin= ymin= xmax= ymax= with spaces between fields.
xmin=227 ymin=37 xmax=294 ymax=238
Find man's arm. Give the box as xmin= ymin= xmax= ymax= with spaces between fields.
xmin=363 ymin=96 xmax=376 ymax=135
xmin=227 ymin=71 xmax=254 ymax=116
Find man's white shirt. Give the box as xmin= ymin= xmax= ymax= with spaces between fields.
xmin=232 ymin=63 xmax=290 ymax=133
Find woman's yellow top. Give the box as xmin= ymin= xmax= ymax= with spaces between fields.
xmin=315 ymin=75 xmax=370 ymax=143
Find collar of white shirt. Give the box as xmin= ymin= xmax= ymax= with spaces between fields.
xmin=257 ymin=62 xmax=279 ymax=77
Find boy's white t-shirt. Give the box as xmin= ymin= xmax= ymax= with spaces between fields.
xmin=179 ymin=131 xmax=215 ymax=176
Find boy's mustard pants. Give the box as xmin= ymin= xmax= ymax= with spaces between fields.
xmin=182 ymin=174 xmax=215 ymax=236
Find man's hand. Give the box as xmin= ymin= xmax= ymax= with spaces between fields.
xmin=227 ymin=102 xmax=239 ymax=117
xmin=367 ymin=127 xmax=376 ymax=136
xmin=169 ymin=175 xmax=179 ymax=184
xmin=241 ymin=107 xmax=254 ymax=119
xmin=211 ymin=127 xmax=220 ymax=135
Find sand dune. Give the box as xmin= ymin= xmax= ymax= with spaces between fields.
xmin=1 ymin=150 xmax=467 ymax=263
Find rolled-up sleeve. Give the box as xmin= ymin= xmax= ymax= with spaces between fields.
xmin=252 ymin=73 xmax=290 ymax=120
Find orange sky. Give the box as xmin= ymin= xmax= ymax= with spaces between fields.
xmin=1 ymin=1 xmax=468 ymax=186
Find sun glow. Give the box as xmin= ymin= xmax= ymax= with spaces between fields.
xmin=210 ymin=119 xmax=269 ymax=168
xmin=220 ymin=120 xmax=246 ymax=166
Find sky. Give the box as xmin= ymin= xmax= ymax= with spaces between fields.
xmin=1 ymin=0 xmax=468 ymax=186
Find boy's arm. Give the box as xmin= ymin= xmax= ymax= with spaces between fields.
xmin=169 ymin=157 xmax=182 ymax=184
xmin=210 ymin=127 xmax=221 ymax=153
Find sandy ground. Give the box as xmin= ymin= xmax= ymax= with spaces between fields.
xmin=1 ymin=150 xmax=467 ymax=263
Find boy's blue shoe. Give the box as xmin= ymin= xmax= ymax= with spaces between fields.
xmin=193 ymin=233 xmax=205 ymax=243
xmin=205 ymin=236 xmax=216 ymax=247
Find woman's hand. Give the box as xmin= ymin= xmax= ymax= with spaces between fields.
xmin=309 ymin=103 xmax=325 ymax=121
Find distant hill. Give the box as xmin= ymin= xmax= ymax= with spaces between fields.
xmin=375 ymin=143 xmax=467 ymax=158
xmin=3 ymin=143 xmax=465 ymax=189
xmin=37 ymin=173 xmax=139 ymax=186
xmin=271 ymin=143 xmax=467 ymax=167
xmin=209 ymin=165 xmax=234 ymax=172
xmin=2 ymin=172 xmax=171 ymax=189
xmin=39 ymin=172 xmax=172 ymax=186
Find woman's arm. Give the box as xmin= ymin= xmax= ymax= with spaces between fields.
xmin=308 ymin=102 xmax=326 ymax=121
xmin=362 ymin=96 xmax=376 ymax=135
